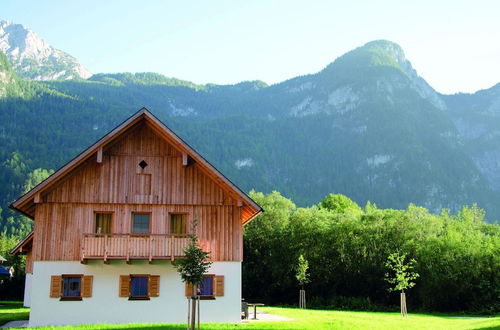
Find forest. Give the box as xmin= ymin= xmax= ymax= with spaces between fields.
xmin=242 ymin=191 xmax=499 ymax=314
xmin=3 ymin=44 xmax=500 ymax=241
xmin=1 ymin=191 xmax=498 ymax=314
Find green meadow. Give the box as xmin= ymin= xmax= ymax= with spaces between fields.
xmin=1 ymin=302 xmax=498 ymax=329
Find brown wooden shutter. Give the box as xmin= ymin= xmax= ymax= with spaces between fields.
xmin=185 ymin=282 xmax=193 ymax=297
xmin=215 ymin=275 xmax=224 ymax=297
xmin=119 ymin=275 xmax=130 ymax=297
xmin=82 ymin=275 xmax=93 ymax=298
xmin=50 ymin=275 xmax=62 ymax=298
xmin=149 ymin=275 xmax=160 ymax=297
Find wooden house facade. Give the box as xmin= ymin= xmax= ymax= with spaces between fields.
xmin=10 ymin=108 xmax=262 ymax=327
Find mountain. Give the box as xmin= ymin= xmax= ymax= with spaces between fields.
xmin=0 ymin=20 xmax=91 ymax=81
xmin=441 ymin=84 xmax=500 ymax=190
xmin=1 ymin=39 xmax=500 ymax=236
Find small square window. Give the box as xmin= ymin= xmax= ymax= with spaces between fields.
xmin=138 ymin=160 xmax=148 ymax=169
xmin=62 ymin=276 xmax=82 ymax=299
xmin=170 ymin=214 xmax=187 ymax=234
xmin=132 ymin=213 xmax=150 ymax=233
xmin=95 ymin=213 xmax=112 ymax=234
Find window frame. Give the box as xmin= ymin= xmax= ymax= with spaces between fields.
xmin=60 ymin=274 xmax=83 ymax=301
xmin=128 ymin=274 xmax=150 ymax=300
xmin=94 ymin=211 xmax=114 ymax=234
xmin=131 ymin=212 xmax=151 ymax=234
xmin=169 ymin=212 xmax=189 ymax=235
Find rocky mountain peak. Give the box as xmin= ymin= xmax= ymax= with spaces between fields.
xmin=0 ymin=20 xmax=91 ymax=80
xmin=320 ymin=40 xmax=446 ymax=110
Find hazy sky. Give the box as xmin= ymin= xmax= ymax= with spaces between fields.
xmin=2 ymin=0 xmax=499 ymax=94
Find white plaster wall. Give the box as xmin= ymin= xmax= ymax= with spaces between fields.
xmin=29 ymin=260 xmax=241 ymax=327
xmin=23 ymin=273 xmax=32 ymax=307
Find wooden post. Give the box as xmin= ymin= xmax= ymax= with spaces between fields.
xmin=170 ymin=237 xmax=174 ymax=261
xmin=126 ymin=234 xmax=130 ymax=264
xmin=187 ymin=297 xmax=191 ymax=330
xmin=197 ymin=296 xmax=200 ymax=330
xmin=103 ymin=234 xmax=108 ymax=264
xmin=299 ymin=289 xmax=306 ymax=309
xmin=303 ymin=290 xmax=306 ymax=309
xmin=148 ymin=235 xmax=153 ymax=264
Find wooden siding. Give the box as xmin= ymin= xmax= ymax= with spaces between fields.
xmin=26 ymin=249 xmax=33 ymax=274
xmin=43 ymin=123 xmax=235 ymax=206
xmin=27 ymin=121 xmax=247 ymax=263
xmin=33 ymin=203 xmax=242 ymax=262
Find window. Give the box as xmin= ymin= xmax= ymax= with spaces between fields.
xmin=95 ymin=213 xmax=112 ymax=234
xmin=62 ymin=275 xmax=82 ymax=299
xmin=119 ymin=274 xmax=160 ymax=300
xmin=50 ymin=275 xmax=93 ymax=300
xmin=170 ymin=214 xmax=187 ymax=234
xmin=186 ymin=275 xmax=224 ymax=299
xmin=199 ymin=275 xmax=214 ymax=297
xmin=132 ymin=213 xmax=150 ymax=233
xmin=130 ymin=275 xmax=149 ymax=299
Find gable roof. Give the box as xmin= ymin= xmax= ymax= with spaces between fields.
xmin=10 ymin=108 xmax=262 ymax=224
xmin=10 ymin=231 xmax=33 ymax=255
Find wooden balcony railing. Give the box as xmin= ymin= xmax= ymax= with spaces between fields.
xmin=81 ymin=233 xmax=190 ymax=264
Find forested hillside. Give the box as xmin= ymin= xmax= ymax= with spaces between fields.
xmin=1 ymin=40 xmax=500 ymax=236
xmin=243 ymin=192 xmax=499 ymax=314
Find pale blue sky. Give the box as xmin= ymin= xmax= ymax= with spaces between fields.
xmin=2 ymin=0 xmax=499 ymax=93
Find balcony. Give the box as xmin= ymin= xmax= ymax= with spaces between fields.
xmin=81 ymin=233 xmax=190 ymax=264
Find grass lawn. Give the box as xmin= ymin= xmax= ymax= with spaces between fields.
xmin=0 ymin=301 xmax=29 ymax=327
xmin=1 ymin=302 xmax=499 ymax=329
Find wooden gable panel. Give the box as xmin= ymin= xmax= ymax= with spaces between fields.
xmin=106 ymin=122 xmax=180 ymax=157
xmin=44 ymin=123 xmax=234 ymax=206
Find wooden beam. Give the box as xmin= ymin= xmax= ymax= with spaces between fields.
xmin=34 ymin=193 xmax=41 ymax=204
xmin=236 ymin=200 xmax=243 ymax=207
xmin=97 ymin=148 xmax=103 ymax=163
xmin=182 ymin=153 xmax=188 ymax=166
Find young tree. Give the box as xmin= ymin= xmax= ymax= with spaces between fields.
xmin=174 ymin=220 xmax=212 ymax=330
xmin=385 ymin=251 xmax=419 ymax=317
xmin=296 ymin=254 xmax=310 ymax=309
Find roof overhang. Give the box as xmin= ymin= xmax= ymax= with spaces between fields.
xmin=10 ymin=108 xmax=263 ymax=223
xmin=10 ymin=231 xmax=33 ymax=255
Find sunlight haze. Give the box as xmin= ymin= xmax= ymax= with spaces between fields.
xmin=2 ymin=0 xmax=499 ymax=94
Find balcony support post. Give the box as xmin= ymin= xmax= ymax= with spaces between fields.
xmin=103 ymin=234 xmax=109 ymax=264
xmin=126 ymin=234 xmax=131 ymax=264
xmin=149 ymin=235 xmax=153 ymax=264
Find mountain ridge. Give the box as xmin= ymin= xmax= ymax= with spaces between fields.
xmin=1 ymin=37 xmax=500 ymax=236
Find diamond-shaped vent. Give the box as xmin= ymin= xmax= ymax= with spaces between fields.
xmin=138 ymin=160 xmax=148 ymax=169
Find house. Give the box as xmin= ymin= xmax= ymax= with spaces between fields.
xmin=10 ymin=108 xmax=262 ymax=327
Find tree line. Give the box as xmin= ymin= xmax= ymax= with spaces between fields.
xmin=242 ymin=191 xmax=500 ymax=314
xmin=1 ymin=190 xmax=498 ymax=313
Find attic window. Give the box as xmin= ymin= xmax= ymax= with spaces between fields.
xmin=138 ymin=160 xmax=148 ymax=169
